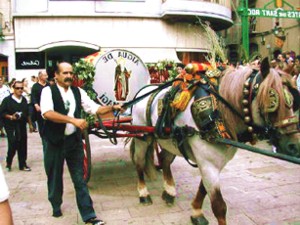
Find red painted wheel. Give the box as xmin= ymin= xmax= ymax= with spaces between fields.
xmin=82 ymin=129 xmax=91 ymax=183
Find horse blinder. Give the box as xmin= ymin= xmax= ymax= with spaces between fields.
xmin=266 ymin=88 xmax=279 ymax=113
xmin=287 ymin=86 xmax=300 ymax=111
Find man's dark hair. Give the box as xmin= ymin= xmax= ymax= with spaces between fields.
xmin=54 ymin=61 xmax=71 ymax=73
xmin=12 ymin=80 xmax=23 ymax=88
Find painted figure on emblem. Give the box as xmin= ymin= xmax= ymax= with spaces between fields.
xmin=114 ymin=58 xmax=131 ymax=101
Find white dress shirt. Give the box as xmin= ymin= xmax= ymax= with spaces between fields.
xmin=0 ymin=166 xmax=9 ymax=203
xmin=40 ymin=85 xmax=100 ymax=135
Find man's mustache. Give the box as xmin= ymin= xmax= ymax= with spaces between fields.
xmin=64 ymin=77 xmax=73 ymax=82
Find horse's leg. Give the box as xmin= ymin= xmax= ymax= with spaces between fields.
xmin=159 ymin=149 xmax=176 ymax=205
xmin=190 ymin=180 xmax=209 ymax=225
xmin=201 ymin=166 xmax=227 ymax=225
xmin=154 ymin=141 xmax=162 ymax=170
xmin=210 ymin=187 xmax=227 ymax=225
xmin=130 ymin=137 xmax=156 ymax=205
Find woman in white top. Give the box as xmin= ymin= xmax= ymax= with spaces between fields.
xmin=0 ymin=165 xmax=13 ymax=225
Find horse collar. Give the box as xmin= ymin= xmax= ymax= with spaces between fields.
xmin=239 ymin=70 xmax=262 ymax=143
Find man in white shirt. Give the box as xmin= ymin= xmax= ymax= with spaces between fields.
xmin=40 ymin=62 xmax=123 ymax=225
xmin=0 ymin=166 xmax=13 ymax=225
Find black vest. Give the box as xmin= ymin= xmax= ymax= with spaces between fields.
xmin=43 ymin=85 xmax=82 ymax=145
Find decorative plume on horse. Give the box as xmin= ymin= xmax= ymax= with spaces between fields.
xmin=129 ymin=57 xmax=300 ymax=225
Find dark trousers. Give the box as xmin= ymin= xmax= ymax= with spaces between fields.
xmin=0 ymin=118 xmax=5 ymax=133
xmin=28 ymin=104 xmax=37 ymax=130
xmin=36 ymin=112 xmax=45 ymax=138
xmin=43 ymin=133 xmax=96 ymax=222
xmin=5 ymin=124 xmax=28 ymax=169
xmin=36 ymin=112 xmax=47 ymax=150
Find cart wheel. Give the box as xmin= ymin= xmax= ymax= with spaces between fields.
xmin=82 ymin=129 xmax=91 ymax=183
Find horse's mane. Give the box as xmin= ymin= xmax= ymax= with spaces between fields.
xmin=218 ymin=66 xmax=291 ymax=140
xmin=218 ymin=66 xmax=253 ymax=139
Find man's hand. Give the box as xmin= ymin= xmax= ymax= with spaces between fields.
xmin=71 ymin=118 xmax=88 ymax=131
xmin=112 ymin=104 xmax=125 ymax=113
xmin=96 ymin=104 xmax=125 ymax=115
xmin=35 ymin=104 xmax=41 ymax=112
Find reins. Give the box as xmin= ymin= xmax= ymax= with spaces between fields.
xmin=94 ymin=78 xmax=184 ymax=145
xmin=122 ymin=78 xmax=184 ymax=109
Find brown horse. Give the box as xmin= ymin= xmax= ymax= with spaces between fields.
xmin=129 ymin=58 xmax=300 ymax=225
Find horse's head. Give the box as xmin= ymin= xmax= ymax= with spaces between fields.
xmin=254 ymin=57 xmax=300 ymax=157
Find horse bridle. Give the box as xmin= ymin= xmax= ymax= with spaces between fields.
xmin=200 ymin=70 xmax=299 ymax=144
xmin=239 ymin=71 xmax=299 ymax=143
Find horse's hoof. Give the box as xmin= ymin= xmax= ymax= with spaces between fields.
xmin=162 ymin=190 xmax=175 ymax=205
xmin=190 ymin=216 xmax=209 ymax=225
xmin=139 ymin=195 xmax=153 ymax=205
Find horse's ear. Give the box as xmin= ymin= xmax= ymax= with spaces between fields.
xmin=260 ymin=57 xmax=270 ymax=79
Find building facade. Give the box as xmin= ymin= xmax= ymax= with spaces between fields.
xmin=1 ymin=0 xmax=232 ymax=80
xmin=226 ymin=0 xmax=300 ymax=62
xmin=0 ymin=0 xmax=299 ymax=81
xmin=249 ymin=0 xmax=300 ymax=59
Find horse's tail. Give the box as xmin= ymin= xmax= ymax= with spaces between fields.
xmin=129 ymin=137 xmax=157 ymax=180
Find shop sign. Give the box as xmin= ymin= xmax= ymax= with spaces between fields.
xmin=248 ymin=8 xmax=300 ymax=19
xmin=88 ymin=49 xmax=150 ymax=105
xmin=16 ymin=52 xmax=45 ymax=70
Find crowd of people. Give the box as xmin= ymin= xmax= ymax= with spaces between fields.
xmin=271 ymin=50 xmax=300 ymax=91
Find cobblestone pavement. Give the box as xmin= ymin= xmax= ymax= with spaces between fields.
xmin=0 ymin=132 xmax=300 ymax=225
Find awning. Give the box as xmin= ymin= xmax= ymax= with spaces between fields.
xmin=15 ymin=41 xmax=101 ymax=53
xmin=102 ymin=48 xmax=181 ymax=64
xmin=38 ymin=41 xmax=100 ymax=52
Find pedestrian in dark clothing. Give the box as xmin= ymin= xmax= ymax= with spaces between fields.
xmin=31 ymin=70 xmax=49 ymax=146
xmin=0 ymin=81 xmax=34 ymax=172
xmin=0 ymin=76 xmax=11 ymax=137
xmin=40 ymin=62 xmax=124 ymax=225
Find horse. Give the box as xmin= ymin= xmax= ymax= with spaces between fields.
xmin=129 ymin=58 xmax=300 ymax=225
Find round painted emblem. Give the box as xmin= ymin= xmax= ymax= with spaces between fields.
xmin=91 ymin=49 xmax=150 ymax=105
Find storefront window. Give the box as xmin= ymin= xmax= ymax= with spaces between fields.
xmin=15 ymin=52 xmax=45 ymax=70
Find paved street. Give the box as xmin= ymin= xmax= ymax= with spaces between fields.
xmin=0 ymin=131 xmax=300 ymax=225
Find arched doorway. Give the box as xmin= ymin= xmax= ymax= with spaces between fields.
xmin=39 ymin=41 xmax=100 ymax=79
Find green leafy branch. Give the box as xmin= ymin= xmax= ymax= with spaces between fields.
xmin=73 ymin=59 xmax=97 ymax=126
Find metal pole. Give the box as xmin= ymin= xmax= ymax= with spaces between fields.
xmin=216 ymin=138 xmax=300 ymax=165
xmin=238 ymin=0 xmax=249 ymax=58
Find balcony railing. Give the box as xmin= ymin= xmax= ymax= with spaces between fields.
xmin=161 ymin=0 xmax=232 ymax=30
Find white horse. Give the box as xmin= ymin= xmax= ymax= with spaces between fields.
xmin=129 ymin=58 xmax=300 ymax=225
